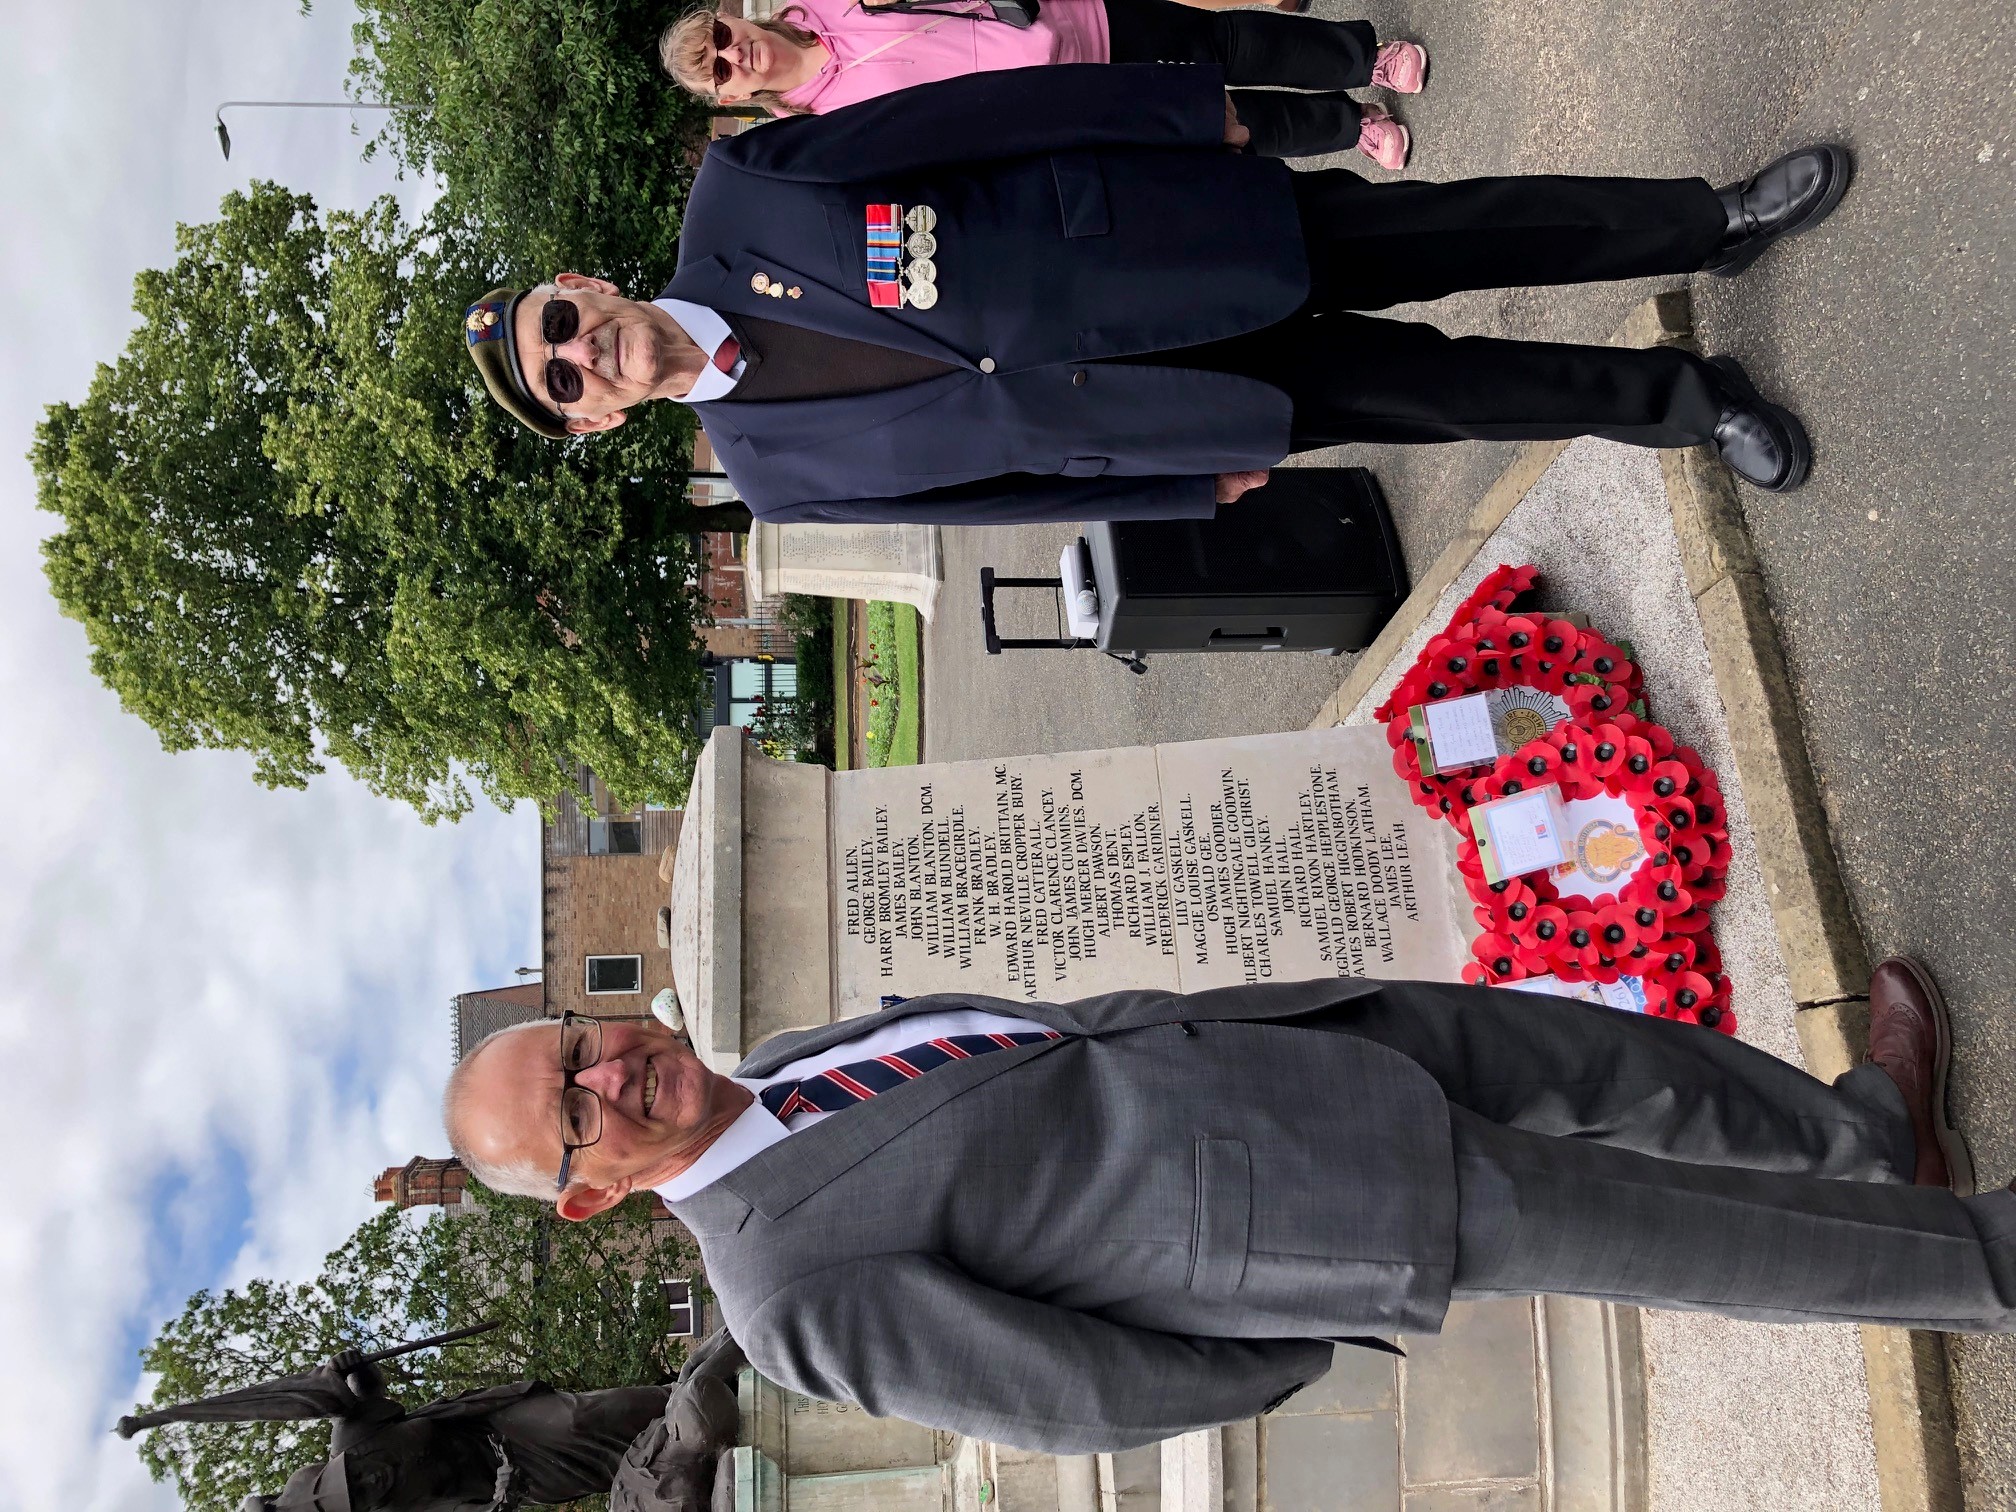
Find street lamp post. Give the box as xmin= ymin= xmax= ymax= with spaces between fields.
xmin=213 ymin=99 xmax=412 ymax=160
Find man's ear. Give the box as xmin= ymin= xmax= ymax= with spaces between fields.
xmin=554 ymin=271 xmax=623 ymax=298
xmin=567 ymin=410 xmax=627 ymax=435
xmin=556 ymin=1178 xmax=632 ymax=1223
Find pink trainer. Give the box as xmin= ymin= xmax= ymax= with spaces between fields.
xmin=1371 ymin=40 xmax=1428 ymax=94
xmin=1357 ymin=104 xmax=1411 ymax=172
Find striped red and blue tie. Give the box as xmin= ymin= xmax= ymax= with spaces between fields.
xmin=760 ymin=1029 xmax=1064 ymax=1122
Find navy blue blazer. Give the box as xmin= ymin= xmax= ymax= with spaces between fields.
xmin=666 ymin=65 xmax=1310 ymax=525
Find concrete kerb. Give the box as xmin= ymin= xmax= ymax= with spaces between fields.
xmin=1310 ymin=289 xmax=1961 ymax=1512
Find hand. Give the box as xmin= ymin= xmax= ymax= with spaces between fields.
xmin=1222 ymin=95 xmax=1250 ymax=150
xmin=328 ymin=1348 xmax=367 ymax=1376
xmin=1215 ymin=469 xmax=1269 ymax=503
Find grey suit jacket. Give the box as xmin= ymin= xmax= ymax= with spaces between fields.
xmin=668 ymin=979 xmax=1458 ymax=1454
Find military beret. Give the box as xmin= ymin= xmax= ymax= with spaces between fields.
xmin=464 ymin=287 xmax=569 ymax=440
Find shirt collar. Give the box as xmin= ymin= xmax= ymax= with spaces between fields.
xmin=655 ymin=1082 xmax=784 ymax=1202
xmin=653 ymin=298 xmax=741 ymax=404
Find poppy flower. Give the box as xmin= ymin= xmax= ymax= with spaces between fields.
xmin=1466 ymin=868 xmax=1522 ymax=908
xmin=1557 ymin=910 xmax=1606 ymax=969
xmin=1626 ymin=865 xmax=1693 ymax=919
xmin=1462 ymin=961 xmax=1498 ymax=987
xmin=1512 ymin=740 xmax=1561 ymax=784
xmin=1566 ymin=679 xmax=1625 ymax=722
xmin=1642 ymin=760 xmax=1691 ymax=803
xmin=1673 ymin=833 xmax=1729 ymax=884
xmin=1617 ymin=734 xmax=1658 ymax=786
xmin=1469 ymin=931 xmax=1523 ymax=981
xmin=1499 ymin=614 xmax=1541 ymax=657
xmin=1574 ymin=636 xmax=1630 ymax=681
xmin=1597 ymin=900 xmax=1664 ymax=952
xmin=1695 ymin=1000 xmax=1739 ymax=1035
xmin=1512 ymin=900 xmax=1569 ymax=954
xmin=1386 ymin=715 xmax=1414 ymax=749
xmin=1456 ymin=844 xmax=1485 ymax=882
xmin=1584 ymin=723 xmax=1629 ymax=781
xmin=1665 ymin=905 xmax=1714 ymax=934
xmin=1651 ymin=970 xmax=1716 ymax=1019
xmin=1653 ymin=943 xmax=1701 ymax=975
xmin=1641 ymin=722 xmax=1677 ymax=760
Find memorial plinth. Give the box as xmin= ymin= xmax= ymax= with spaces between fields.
xmin=668 ymin=724 xmax=1472 ymax=1070
xmin=745 ymin=522 xmax=944 ymax=621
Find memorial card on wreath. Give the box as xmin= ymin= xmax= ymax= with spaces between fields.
xmin=826 ymin=726 xmax=1470 ymax=1015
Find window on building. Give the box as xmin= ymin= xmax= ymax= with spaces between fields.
xmin=661 ymin=1278 xmax=698 ymax=1338
xmin=585 ymin=955 xmax=643 ymax=995
xmin=587 ymin=819 xmax=643 ymax=855
xmin=697 ymin=657 xmax=800 ymax=735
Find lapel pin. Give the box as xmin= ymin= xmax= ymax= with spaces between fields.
xmin=751 ymin=272 xmax=772 ymax=295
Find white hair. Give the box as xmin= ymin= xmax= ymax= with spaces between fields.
xmin=443 ymin=1019 xmax=566 ymax=1201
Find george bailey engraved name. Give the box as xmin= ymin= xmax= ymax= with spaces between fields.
xmin=829 ymin=726 xmax=1468 ymax=1015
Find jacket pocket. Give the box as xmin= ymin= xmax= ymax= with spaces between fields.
xmin=825 ymin=203 xmax=862 ymax=284
xmin=1051 ymin=154 xmax=1110 ymax=238
xmin=1189 ymin=1138 xmax=1252 ymax=1294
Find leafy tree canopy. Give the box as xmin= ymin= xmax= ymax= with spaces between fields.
xmin=134 ymin=1187 xmax=700 ymax=1512
xmin=341 ymin=0 xmax=710 ymax=292
xmin=35 ymin=183 xmax=734 ymax=820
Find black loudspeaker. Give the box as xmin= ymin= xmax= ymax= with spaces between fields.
xmin=1083 ymin=467 xmax=1407 ymax=656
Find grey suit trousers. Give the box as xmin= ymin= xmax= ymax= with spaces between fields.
xmin=1304 ymin=982 xmax=2016 ymax=1331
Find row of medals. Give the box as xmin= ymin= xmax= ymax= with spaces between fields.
xmin=891 ymin=205 xmax=940 ymax=310
xmin=749 ymin=206 xmax=941 ymax=309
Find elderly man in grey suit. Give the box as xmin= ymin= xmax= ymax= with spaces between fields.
xmin=444 ymin=959 xmax=2002 ymax=1454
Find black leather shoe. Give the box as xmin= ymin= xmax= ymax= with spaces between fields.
xmin=1703 ymin=145 xmax=1853 ymax=276
xmin=1707 ymin=356 xmax=1811 ymax=491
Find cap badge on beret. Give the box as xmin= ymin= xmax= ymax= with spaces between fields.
xmin=464 ymin=302 xmax=507 ymax=345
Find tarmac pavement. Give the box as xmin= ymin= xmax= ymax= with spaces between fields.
xmin=925 ymin=0 xmax=2015 ymax=1498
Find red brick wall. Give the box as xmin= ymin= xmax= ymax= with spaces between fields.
xmin=542 ymin=849 xmax=676 ymax=1019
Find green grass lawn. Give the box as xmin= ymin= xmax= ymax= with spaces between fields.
xmin=862 ymin=601 xmax=922 ymax=767
xmin=829 ymin=601 xmax=852 ymax=772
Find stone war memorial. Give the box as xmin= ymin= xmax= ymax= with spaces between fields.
xmin=666 ymin=722 xmax=1471 ymax=1072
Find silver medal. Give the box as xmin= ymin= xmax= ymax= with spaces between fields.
xmin=904 ymin=257 xmax=937 ymax=285
xmin=905 ymin=231 xmax=938 ymax=259
xmin=905 ymin=205 xmax=937 ymax=233
xmin=903 ymin=279 xmax=938 ymax=309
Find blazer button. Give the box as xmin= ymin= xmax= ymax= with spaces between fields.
xmin=979 ymin=357 xmax=996 ymax=374
xmin=1072 ymin=371 xmax=1087 ymax=386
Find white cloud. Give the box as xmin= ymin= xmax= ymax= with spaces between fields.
xmin=0 ymin=3 xmax=527 ymax=1509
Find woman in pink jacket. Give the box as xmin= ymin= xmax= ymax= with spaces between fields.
xmin=660 ymin=0 xmax=1426 ymax=169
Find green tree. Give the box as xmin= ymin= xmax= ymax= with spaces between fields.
xmin=341 ymin=0 xmax=710 ymax=291
xmin=35 ymin=183 xmax=735 ymax=821
xmin=134 ymin=1187 xmax=700 ymax=1512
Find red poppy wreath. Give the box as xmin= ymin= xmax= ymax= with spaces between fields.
xmin=1373 ymin=565 xmax=1737 ymax=1035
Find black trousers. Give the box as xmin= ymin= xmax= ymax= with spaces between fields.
xmin=1102 ymin=0 xmax=1377 ymax=157
xmin=1127 ymin=170 xmax=1733 ymax=448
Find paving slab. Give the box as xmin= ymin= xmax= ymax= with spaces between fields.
xmin=1263 ymin=1411 xmax=1403 ymax=1512
xmin=1400 ymin=1301 xmax=1540 ymax=1487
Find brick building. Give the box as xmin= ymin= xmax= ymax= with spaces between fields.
xmin=542 ymin=768 xmax=684 ymax=1019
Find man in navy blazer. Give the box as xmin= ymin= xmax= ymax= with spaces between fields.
xmin=464 ymin=65 xmax=1849 ymax=523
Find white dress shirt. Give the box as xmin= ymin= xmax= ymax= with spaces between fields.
xmin=657 ymin=1007 xmax=1054 ymax=1201
xmin=655 ymin=298 xmax=745 ymax=403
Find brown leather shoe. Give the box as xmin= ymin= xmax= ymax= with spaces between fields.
xmin=1867 ymin=956 xmax=1975 ymax=1195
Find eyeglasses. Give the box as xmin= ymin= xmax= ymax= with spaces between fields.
xmin=540 ymin=292 xmax=587 ymax=411
xmin=554 ymin=1012 xmax=606 ymax=1190
xmin=711 ymin=20 xmax=734 ymax=88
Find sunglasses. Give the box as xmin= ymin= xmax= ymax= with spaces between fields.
xmin=540 ymin=293 xmax=585 ymax=408
xmin=711 ymin=20 xmax=734 ymax=88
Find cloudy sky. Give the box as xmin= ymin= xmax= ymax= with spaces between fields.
xmin=1 ymin=4 xmax=540 ymax=1507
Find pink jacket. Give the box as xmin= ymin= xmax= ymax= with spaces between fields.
xmin=775 ymin=0 xmax=1111 ymax=115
